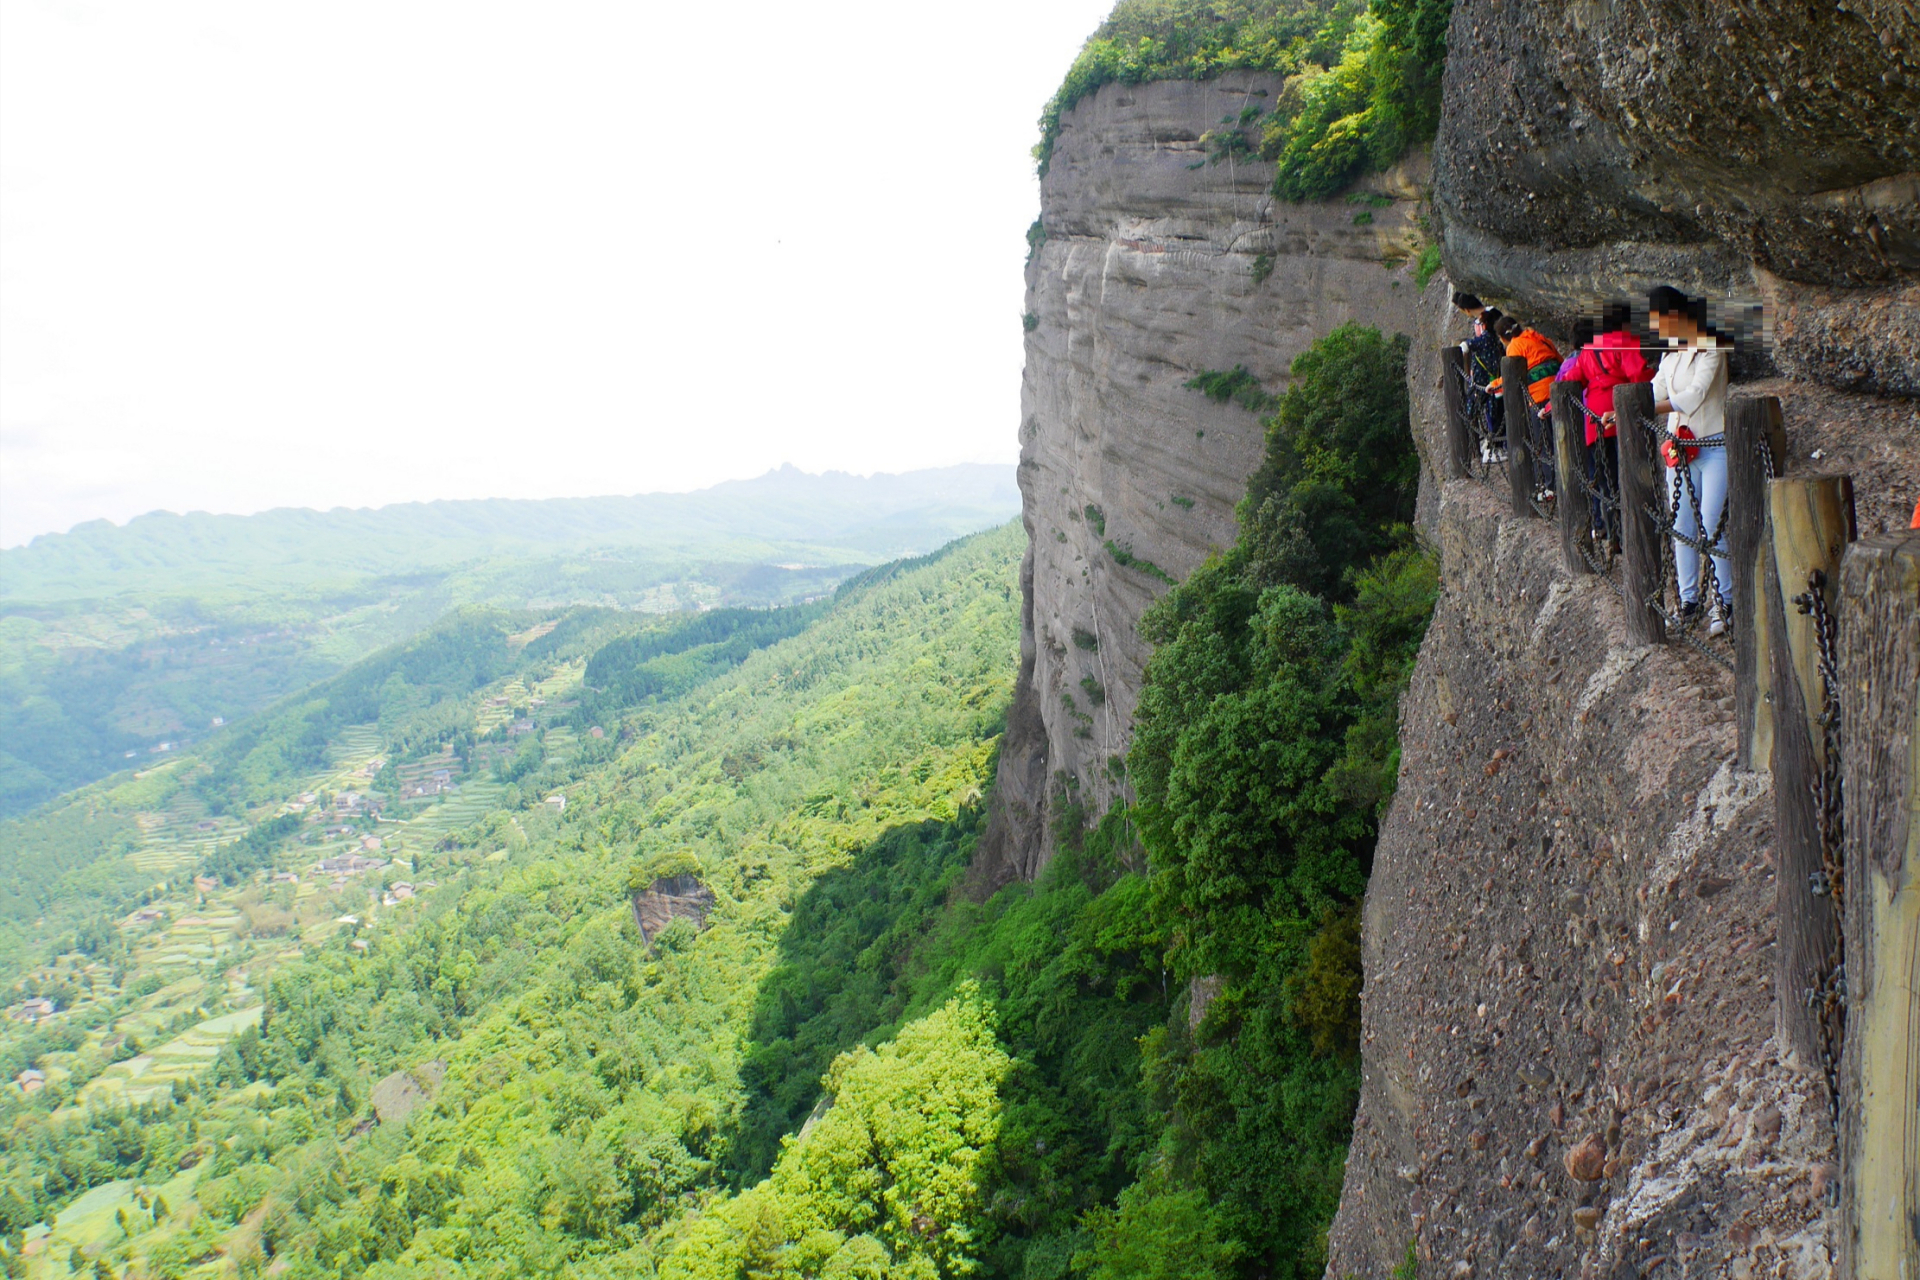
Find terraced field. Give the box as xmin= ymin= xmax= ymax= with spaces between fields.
xmin=81 ymin=1006 xmax=263 ymax=1107
xmin=128 ymin=802 xmax=247 ymax=877
xmin=127 ymin=906 xmax=244 ymax=974
xmin=400 ymin=781 xmax=509 ymax=843
xmin=19 ymin=1145 xmax=209 ymax=1266
xmin=474 ymin=679 xmax=530 ymax=735
xmin=531 ymin=660 xmax=583 ymax=701
xmin=328 ymin=723 xmax=383 ymax=767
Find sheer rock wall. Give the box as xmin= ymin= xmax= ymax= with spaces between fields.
xmin=1324 ymin=274 xmax=1843 ymax=1280
xmin=975 ymin=75 xmax=1425 ymax=883
xmin=1434 ymin=0 xmax=1920 ymax=397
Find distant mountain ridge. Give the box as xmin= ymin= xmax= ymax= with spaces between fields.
xmin=2 ymin=463 xmax=1020 ymax=601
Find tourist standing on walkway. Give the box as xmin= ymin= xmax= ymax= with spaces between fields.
xmin=1647 ymin=286 xmax=1733 ymax=635
xmin=1580 ymin=302 xmax=1654 ymax=550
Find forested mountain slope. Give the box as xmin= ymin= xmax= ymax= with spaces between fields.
xmin=0 ymin=465 xmax=1019 ymax=818
xmin=0 ymin=525 xmax=1026 ymax=1276
xmin=2 ymin=465 xmax=1019 ymax=602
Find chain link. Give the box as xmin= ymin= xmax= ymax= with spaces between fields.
xmin=1454 ymin=362 xmax=1508 ymax=493
xmin=1793 ymin=570 xmax=1847 ymax=1121
xmin=1636 ymin=415 xmax=1737 ymax=670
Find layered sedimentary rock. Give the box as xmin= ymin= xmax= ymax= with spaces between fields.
xmin=976 ymin=75 xmax=1426 ymax=882
xmin=1435 ymin=0 xmax=1920 ymax=396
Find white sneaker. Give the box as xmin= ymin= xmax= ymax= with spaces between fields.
xmin=1708 ymin=604 xmax=1728 ymax=637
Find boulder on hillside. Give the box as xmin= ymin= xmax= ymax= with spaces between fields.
xmin=371 ymin=1058 xmax=447 ymax=1126
xmin=630 ymin=874 xmax=715 ymax=949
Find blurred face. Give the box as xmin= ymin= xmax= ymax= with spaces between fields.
xmin=1653 ymin=310 xmax=1691 ymax=342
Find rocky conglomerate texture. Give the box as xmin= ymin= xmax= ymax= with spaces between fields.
xmin=1325 ymin=482 xmax=1838 ymax=1279
xmin=977 ymin=76 xmax=1426 ymax=882
xmin=1434 ymin=0 xmax=1920 ymax=397
xmin=1326 ymin=275 xmax=1920 ymax=1279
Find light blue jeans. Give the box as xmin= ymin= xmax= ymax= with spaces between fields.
xmin=1669 ymin=446 xmax=1731 ymax=606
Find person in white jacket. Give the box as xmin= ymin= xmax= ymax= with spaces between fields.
xmin=1647 ymin=286 xmax=1733 ymax=636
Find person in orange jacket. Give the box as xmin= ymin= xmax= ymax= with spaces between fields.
xmin=1486 ymin=314 xmax=1562 ymax=404
xmin=1485 ymin=315 xmax=1562 ymax=502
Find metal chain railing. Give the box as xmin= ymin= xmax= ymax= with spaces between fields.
xmin=1452 ymin=354 xmax=1507 ymax=492
xmin=1636 ymin=415 xmax=1736 ymax=671
xmin=1795 ymin=569 xmax=1847 ymax=1121
xmin=1574 ymin=399 xmax=1621 ymax=575
xmin=1522 ymin=400 xmax=1557 ymax=521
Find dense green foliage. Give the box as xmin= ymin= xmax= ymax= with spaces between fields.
xmin=0 ymin=327 xmax=1434 ymax=1279
xmin=1236 ymin=323 xmax=1420 ymax=599
xmin=201 ymin=814 xmax=306 ymax=886
xmin=577 ymin=606 xmax=829 ymax=723
xmin=663 ymin=989 xmax=1012 ymax=1280
xmin=0 ymin=525 xmax=1027 ymax=1278
xmin=1036 ymin=0 xmax=1452 ymax=201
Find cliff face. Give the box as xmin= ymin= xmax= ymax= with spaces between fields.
xmin=1433 ymin=0 xmax=1920 ymax=396
xmin=976 ymin=75 xmax=1427 ymax=882
xmin=991 ymin=17 xmax=1916 ymax=1274
xmin=1323 ymin=277 xmax=1815 ymax=1280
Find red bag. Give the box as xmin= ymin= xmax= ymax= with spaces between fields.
xmin=1661 ymin=424 xmax=1700 ymax=468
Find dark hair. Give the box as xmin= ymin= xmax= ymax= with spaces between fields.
xmin=1494 ymin=315 xmax=1523 ymax=342
xmin=1479 ymin=306 xmax=1503 ymax=331
xmin=1569 ymin=317 xmax=1596 ymax=350
xmin=1647 ymin=285 xmax=1707 ymax=328
xmin=1599 ymin=300 xmax=1633 ymax=333
xmin=1452 ymin=291 xmax=1483 ymax=311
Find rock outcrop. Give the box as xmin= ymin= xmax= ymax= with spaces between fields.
xmin=1324 ymin=275 xmax=1916 ymax=1279
xmin=977 ymin=75 xmax=1427 ymax=882
xmin=992 ymin=18 xmax=1918 ymax=1276
xmin=630 ymin=874 xmax=715 ymax=947
xmin=1433 ymin=0 xmax=1920 ymax=396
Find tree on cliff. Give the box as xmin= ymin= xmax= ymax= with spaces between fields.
xmin=1036 ymin=0 xmax=1454 ymax=202
xmin=1116 ymin=322 xmax=1434 ymax=1278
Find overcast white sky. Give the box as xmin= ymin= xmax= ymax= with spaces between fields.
xmin=0 ymin=0 xmax=1113 ymax=547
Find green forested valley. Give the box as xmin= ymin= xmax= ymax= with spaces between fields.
xmin=0 ymin=466 xmax=1019 ymax=818
xmin=2 ymin=1 xmax=1449 ymax=1268
xmin=0 ymin=319 xmax=1430 ymax=1280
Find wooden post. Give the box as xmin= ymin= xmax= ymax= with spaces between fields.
xmin=1766 ymin=475 xmax=1856 ymax=1068
xmin=1613 ymin=383 xmax=1665 ymax=644
xmin=1837 ymin=532 xmax=1920 ymax=1278
xmin=1727 ymin=396 xmax=1780 ymax=771
xmin=1551 ymin=379 xmax=1592 ymax=576
xmin=1441 ymin=347 xmax=1471 ymax=480
xmin=1501 ymin=355 xmax=1533 ymax=517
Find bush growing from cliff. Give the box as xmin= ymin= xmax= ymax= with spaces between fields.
xmin=1036 ymin=0 xmax=1451 ymax=201
xmin=1112 ymin=321 xmax=1431 ymax=1278
xmin=1238 ymin=323 xmax=1418 ymax=599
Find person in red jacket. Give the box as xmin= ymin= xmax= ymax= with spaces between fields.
xmin=1577 ymin=302 xmax=1654 ymax=443
xmin=1575 ymin=301 xmax=1655 ymax=551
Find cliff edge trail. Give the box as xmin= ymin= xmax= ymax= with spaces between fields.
xmin=984 ymin=2 xmax=1919 ymax=1278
